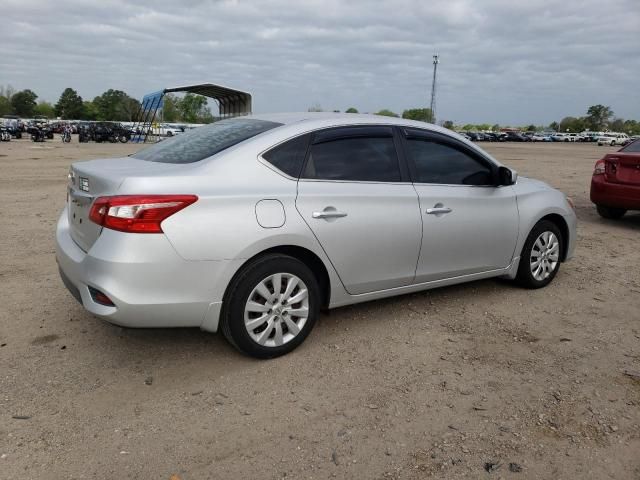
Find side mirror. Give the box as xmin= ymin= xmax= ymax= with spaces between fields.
xmin=498 ymin=166 xmax=517 ymax=186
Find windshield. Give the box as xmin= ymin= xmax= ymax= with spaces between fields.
xmin=133 ymin=118 xmax=282 ymax=164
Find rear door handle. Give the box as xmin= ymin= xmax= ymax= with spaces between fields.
xmin=312 ymin=211 xmax=348 ymax=219
xmin=426 ymin=207 xmax=452 ymax=215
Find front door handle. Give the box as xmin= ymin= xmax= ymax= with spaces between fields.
xmin=426 ymin=207 xmax=452 ymax=215
xmin=312 ymin=211 xmax=348 ymax=219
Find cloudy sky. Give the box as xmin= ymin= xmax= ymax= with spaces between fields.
xmin=1 ymin=0 xmax=638 ymax=125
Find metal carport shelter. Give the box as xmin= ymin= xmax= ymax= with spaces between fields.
xmin=130 ymin=83 xmax=252 ymax=143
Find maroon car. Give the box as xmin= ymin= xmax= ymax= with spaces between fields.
xmin=591 ymin=139 xmax=640 ymax=219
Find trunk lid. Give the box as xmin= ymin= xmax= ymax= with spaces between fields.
xmin=604 ymin=152 xmax=640 ymax=186
xmin=67 ymin=157 xmax=185 ymax=252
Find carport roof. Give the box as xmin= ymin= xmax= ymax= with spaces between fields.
xmin=163 ymin=83 xmax=252 ymax=117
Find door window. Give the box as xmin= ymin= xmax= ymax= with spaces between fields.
xmin=405 ymin=138 xmax=493 ymax=185
xmin=302 ymin=129 xmax=401 ymax=182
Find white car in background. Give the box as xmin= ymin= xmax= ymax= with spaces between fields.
xmin=151 ymin=124 xmax=184 ymax=137
xmin=597 ymin=133 xmax=629 ymax=146
xmin=532 ymin=133 xmax=553 ymax=142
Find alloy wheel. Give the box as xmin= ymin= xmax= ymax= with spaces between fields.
xmin=530 ymin=231 xmax=559 ymax=281
xmin=244 ymin=273 xmax=309 ymax=348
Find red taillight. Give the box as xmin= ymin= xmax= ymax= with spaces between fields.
xmin=89 ymin=195 xmax=197 ymax=233
xmin=593 ymin=159 xmax=606 ymax=175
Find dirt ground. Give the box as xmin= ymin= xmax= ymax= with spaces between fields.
xmin=1 ymin=137 xmax=639 ymax=480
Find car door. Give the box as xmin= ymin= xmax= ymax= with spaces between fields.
xmin=295 ymin=126 xmax=422 ymax=295
xmin=400 ymin=128 xmax=519 ymax=283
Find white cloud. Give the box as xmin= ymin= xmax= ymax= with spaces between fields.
xmin=0 ymin=0 xmax=638 ymax=124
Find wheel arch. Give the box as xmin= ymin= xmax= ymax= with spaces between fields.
xmin=222 ymin=245 xmax=332 ymax=310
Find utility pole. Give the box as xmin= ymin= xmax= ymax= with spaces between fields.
xmin=429 ymin=54 xmax=439 ymax=124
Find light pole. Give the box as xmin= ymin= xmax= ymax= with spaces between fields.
xmin=429 ymin=55 xmax=439 ymax=123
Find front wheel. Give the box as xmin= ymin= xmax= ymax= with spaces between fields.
xmin=221 ymin=254 xmax=320 ymax=359
xmin=516 ymin=220 xmax=563 ymax=289
xmin=596 ymin=205 xmax=626 ymax=219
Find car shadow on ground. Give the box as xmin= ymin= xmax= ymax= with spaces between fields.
xmin=578 ymin=207 xmax=640 ymax=230
xmin=89 ymin=276 xmax=506 ymax=364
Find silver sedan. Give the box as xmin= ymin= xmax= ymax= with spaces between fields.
xmin=56 ymin=113 xmax=577 ymax=358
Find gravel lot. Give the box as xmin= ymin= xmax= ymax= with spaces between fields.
xmin=1 ymin=137 xmax=639 ymax=479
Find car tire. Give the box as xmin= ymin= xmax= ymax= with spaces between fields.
xmin=596 ymin=205 xmax=626 ymax=219
xmin=220 ymin=254 xmax=320 ymax=359
xmin=515 ymin=220 xmax=563 ymax=289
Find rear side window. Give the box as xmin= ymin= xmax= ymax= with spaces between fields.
xmin=132 ymin=118 xmax=282 ymax=164
xmin=405 ymin=139 xmax=493 ymax=185
xmin=621 ymin=139 xmax=640 ymax=153
xmin=262 ymin=134 xmax=310 ymax=178
xmin=302 ymin=130 xmax=401 ymax=182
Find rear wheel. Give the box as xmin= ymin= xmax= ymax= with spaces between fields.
xmin=516 ymin=220 xmax=563 ymax=289
xmin=596 ymin=205 xmax=626 ymax=219
xmin=221 ymin=254 xmax=320 ymax=359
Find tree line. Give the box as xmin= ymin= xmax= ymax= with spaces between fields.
xmin=316 ymin=104 xmax=640 ymax=135
xmin=0 ymin=85 xmax=214 ymax=123
xmin=1 ymin=85 xmax=637 ymax=134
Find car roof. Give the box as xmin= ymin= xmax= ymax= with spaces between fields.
xmin=247 ymin=111 xmax=455 ymax=135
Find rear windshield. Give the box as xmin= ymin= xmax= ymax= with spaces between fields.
xmin=621 ymin=139 xmax=640 ymax=153
xmin=132 ymin=118 xmax=282 ymax=164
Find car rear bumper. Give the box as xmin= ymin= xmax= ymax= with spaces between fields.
xmin=55 ymin=208 xmax=235 ymax=332
xmin=590 ymin=175 xmax=640 ymax=210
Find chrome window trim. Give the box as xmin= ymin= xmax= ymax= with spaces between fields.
xmin=297 ymin=178 xmax=412 ymax=186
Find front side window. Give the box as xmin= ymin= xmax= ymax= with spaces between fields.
xmin=133 ymin=118 xmax=282 ymax=164
xmin=302 ymin=133 xmax=401 ymax=182
xmin=405 ymin=138 xmax=493 ymax=185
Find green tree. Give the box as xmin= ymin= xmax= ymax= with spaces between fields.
xmin=55 ymin=88 xmax=84 ymax=119
xmin=526 ymin=124 xmax=537 ymax=132
xmin=34 ymin=101 xmax=55 ymax=118
xmin=161 ymin=93 xmax=180 ymax=122
xmin=558 ymin=116 xmax=583 ymax=132
xmin=623 ymin=119 xmax=640 ymax=135
xmin=179 ymin=93 xmax=212 ymax=123
xmin=402 ymin=108 xmax=431 ymax=122
xmin=376 ymin=109 xmax=399 ymax=117
xmin=0 ymin=96 xmax=11 ymax=116
xmin=82 ymin=101 xmax=98 ymax=120
xmin=610 ymin=118 xmax=625 ymax=132
xmin=307 ymin=103 xmax=323 ymax=112
xmin=93 ymin=89 xmax=139 ymax=121
xmin=10 ymin=89 xmax=38 ymax=117
xmin=491 ymin=124 xmax=500 ymax=131
xmin=345 ymin=107 xmax=358 ymax=113
xmin=461 ymin=124 xmax=475 ymax=131
xmin=442 ymin=120 xmax=454 ymax=129
xmin=549 ymin=121 xmax=559 ymax=132
xmin=585 ymin=104 xmax=613 ymax=131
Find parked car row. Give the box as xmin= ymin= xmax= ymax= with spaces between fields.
xmin=78 ymin=122 xmax=133 ymax=143
xmin=457 ymin=130 xmax=634 ymax=145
